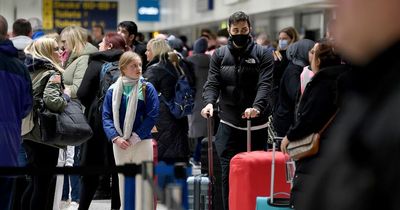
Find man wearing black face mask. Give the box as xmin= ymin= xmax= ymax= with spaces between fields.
xmin=201 ymin=11 xmax=274 ymax=210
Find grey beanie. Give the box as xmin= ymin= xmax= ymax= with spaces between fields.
xmin=167 ymin=35 xmax=184 ymax=52
xmin=193 ymin=37 xmax=208 ymax=54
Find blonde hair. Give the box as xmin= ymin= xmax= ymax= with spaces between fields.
xmin=44 ymin=32 xmax=60 ymax=43
xmin=119 ymin=51 xmax=142 ymax=76
xmin=147 ymin=38 xmax=171 ymax=60
xmin=24 ymin=37 xmax=64 ymax=72
xmin=167 ymin=51 xmax=184 ymax=74
xmin=60 ymin=26 xmax=88 ymax=56
xmin=44 ymin=33 xmax=62 ymax=52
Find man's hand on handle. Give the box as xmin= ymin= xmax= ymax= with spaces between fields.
xmin=242 ymin=107 xmax=261 ymax=119
xmin=280 ymin=136 xmax=290 ymax=154
xmin=201 ymin=103 xmax=214 ymax=118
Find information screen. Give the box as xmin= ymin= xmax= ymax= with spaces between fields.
xmin=43 ymin=0 xmax=118 ymax=31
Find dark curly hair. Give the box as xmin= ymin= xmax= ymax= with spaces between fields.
xmin=228 ymin=11 xmax=251 ymax=28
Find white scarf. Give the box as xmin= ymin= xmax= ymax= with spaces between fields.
xmin=112 ymin=76 xmax=140 ymax=140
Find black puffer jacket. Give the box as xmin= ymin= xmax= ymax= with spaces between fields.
xmin=203 ymin=38 xmax=274 ymax=127
xmin=143 ymin=57 xmax=195 ymax=162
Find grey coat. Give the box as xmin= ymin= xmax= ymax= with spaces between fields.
xmin=187 ymin=53 xmax=210 ymax=138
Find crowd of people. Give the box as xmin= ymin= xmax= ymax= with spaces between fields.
xmin=1 ymin=0 xmax=400 ymax=209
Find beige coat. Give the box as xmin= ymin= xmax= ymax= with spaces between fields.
xmin=63 ymin=43 xmax=98 ymax=98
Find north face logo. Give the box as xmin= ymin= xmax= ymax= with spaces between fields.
xmin=245 ymin=58 xmax=256 ymax=64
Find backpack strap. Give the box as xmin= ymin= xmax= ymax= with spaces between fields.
xmin=142 ymin=80 xmax=146 ymax=104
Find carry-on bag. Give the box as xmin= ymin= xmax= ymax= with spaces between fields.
xmin=229 ymin=120 xmax=291 ymax=210
xmin=187 ymin=116 xmax=215 ymax=210
xmin=255 ymin=138 xmax=292 ymax=210
xmin=200 ymin=137 xmax=223 ymax=210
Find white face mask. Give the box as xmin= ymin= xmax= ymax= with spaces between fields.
xmin=279 ymin=40 xmax=289 ymax=50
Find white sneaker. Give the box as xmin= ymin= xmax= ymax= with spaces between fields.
xmin=60 ymin=200 xmax=70 ymax=210
xmin=66 ymin=201 xmax=79 ymax=210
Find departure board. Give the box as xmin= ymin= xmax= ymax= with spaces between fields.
xmin=43 ymin=0 xmax=118 ymax=31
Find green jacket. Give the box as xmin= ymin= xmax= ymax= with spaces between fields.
xmin=64 ymin=43 xmax=98 ymax=98
xmin=22 ymin=57 xmax=68 ymax=147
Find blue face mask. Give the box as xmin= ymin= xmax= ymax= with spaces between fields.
xmin=279 ymin=40 xmax=289 ymax=50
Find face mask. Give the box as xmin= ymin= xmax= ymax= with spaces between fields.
xmin=279 ymin=40 xmax=289 ymax=50
xmin=231 ymin=34 xmax=250 ymax=47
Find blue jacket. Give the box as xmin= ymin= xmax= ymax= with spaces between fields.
xmin=32 ymin=30 xmax=45 ymax=40
xmin=102 ymin=78 xmax=159 ymax=141
xmin=0 ymin=40 xmax=33 ymax=167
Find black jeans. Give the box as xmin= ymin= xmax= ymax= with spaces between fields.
xmin=0 ymin=177 xmax=13 ymax=210
xmin=79 ymin=137 xmax=120 ymax=210
xmin=21 ymin=141 xmax=59 ymax=210
xmin=214 ymin=123 xmax=267 ymax=210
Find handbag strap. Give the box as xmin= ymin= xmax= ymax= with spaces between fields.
xmin=319 ymin=110 xmax=339 ymax=135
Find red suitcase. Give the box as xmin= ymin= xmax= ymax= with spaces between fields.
xmin=229 ymin=120 xmax=291 ymax=210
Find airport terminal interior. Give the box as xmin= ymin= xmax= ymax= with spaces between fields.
xmin=0 ymin=0 xmax=347 ymax=210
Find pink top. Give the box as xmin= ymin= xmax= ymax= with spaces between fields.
xmin=300 ymin=66 xmax=315 ymax=95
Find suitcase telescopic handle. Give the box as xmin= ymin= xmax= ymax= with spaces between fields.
xmin=270 ymin=137 xmax=290 ymax=205
xmin=247 ymin=119 xmax=251 ymax=152
xmin=270 ymin=140 xmax=276 ymax=204
xmin=207 ymin=115 xmax=214 ymax=178
xmin=207 ymin=115 xmax=214 ymax=210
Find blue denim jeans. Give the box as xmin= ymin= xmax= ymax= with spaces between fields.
xmin=18 ymin=145 xmax=28 ymax=167
xmin=62 ymin=146 xmax=80 ymax=202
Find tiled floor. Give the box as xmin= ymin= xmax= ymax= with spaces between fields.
xmin=89 ymin=200 xmax=168 ymax=210
xmin=86 ymin=166 xmax=201 ymax=210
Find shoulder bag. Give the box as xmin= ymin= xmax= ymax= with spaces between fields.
xmin=38 ymin=100 xmax=93 ymax=146
xmin=287 ymin=110 xmax=338 ymax=160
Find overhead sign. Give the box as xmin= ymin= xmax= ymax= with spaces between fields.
xmin=197 ymin=0 xmax=214 ymax=12
xmin=137 ymin=0 xmax=160 ymax=22
xmin=43 ymin=0 xmax=118 ymax=31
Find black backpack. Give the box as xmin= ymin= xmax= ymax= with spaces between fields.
xmin=98 ymin=61 xmax=120 ymax=111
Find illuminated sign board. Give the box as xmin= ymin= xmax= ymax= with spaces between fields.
xmin=43 ymin=0 xmax=118 ymax=31
xmin=137 ymin=0 xmax=160 ymax=22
